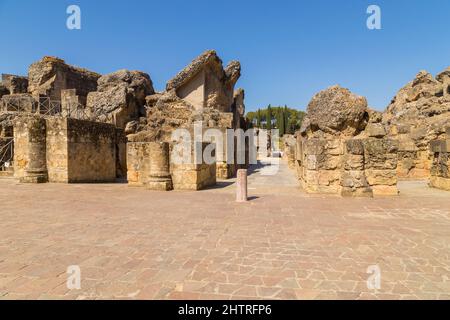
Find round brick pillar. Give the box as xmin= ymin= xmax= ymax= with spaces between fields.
xmin=147 ymin=142 xmax=173 ymax=191
xmin=21 ymin=117 xmax=48 ymax=183
xmin=236 ymin=169 xmax=248 ymax=202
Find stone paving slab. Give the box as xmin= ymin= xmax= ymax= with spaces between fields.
xmin=0 ymin=160 xmax=450 ymax=300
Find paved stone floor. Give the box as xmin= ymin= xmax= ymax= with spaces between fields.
xmin=0 ymin=158 xmax=450 ymax=300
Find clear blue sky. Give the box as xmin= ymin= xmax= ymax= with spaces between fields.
xmin=1 ymin=0 xmax=449 ymax=112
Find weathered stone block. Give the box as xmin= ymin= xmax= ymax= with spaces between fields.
xmin=365 ymin=169 xmax=397 ymax=186
xmin=371 ymin=185 xmax=399 ymax=196
xmin=341 ymin=170 xmax=369 ymax=188
xmin=46 ymin=118 xmax=117 ymax=183
xmin=2 ymin=74 xmax=28 ymax=94
xmin=430 ymin=176 xmax=450 ymax=191
xmin=366 ymin=123 xmax=386 ymax=138
xmin=364 ymin=139 xmax=398 ymax=170
xmin=430 ymin=140 xmax=450 ymax=153
xmin=305 ymin=155 xmax=318 ymax=170
xmin=28 ymin=56 xmax=100 ymax=101
xmin=303 ymin=139 xmax=326 ymax=155
xmin=341 ymin=186 xmax=373 ymax=197
xmin=345 ymin=139 xmax=365 ymax=155
xmin=344 ymin=154 xmax=364 ymax=170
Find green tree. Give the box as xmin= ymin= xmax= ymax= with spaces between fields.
xmin=256 ymin=109 xmax=262 ymax=128
xmin=283 ymin=105 xmax=289 ymax=134
xmin=246 ymin=106 xmax=305 ymax=133
xmin=279 ymin=108 xmax=286 ymax=136
xmin=266 ymin=105 xmax=272 ymax=130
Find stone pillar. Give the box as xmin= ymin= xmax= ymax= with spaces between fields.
xmin=341 ymin=139 xmax=373 ymax=197
xmin=236 ymin=169 xmax=248 ymax=202
xmin=20 ymin=117 xmax=48 ymax=183
xmin=61 ymin=89 xmax=77 ymax=117
xmin=147 ymin=142 xmax=173 ymax=191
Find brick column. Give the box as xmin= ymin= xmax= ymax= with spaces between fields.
xmin=236 ymin=169 xmax=248 ymax=202
xmin=147 ymin=142 xmax=173 ymax=191
xmin=19 ymin=117 xmax=48 ymax=183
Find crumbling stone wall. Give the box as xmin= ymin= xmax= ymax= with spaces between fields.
xmin=127 ymin=50 xmax=247 ymax=183
xmin=295 ymin=85 xmax=399 ymax=196
xmin=383 ymin=69 xmax=450 ymax=179
xmin=232 ymin=88 xmax=246 ymax=130
xmin=2 ymin=74 xmax=28 ymax=94
xmin=362 ymin=138 xmax=399 ymax=196
xmin=14 ymin=116 xmax=118 ymax=183
xmin=127 ymin=141 xmax=216 ymax=190
xmin=281 ymin=134 xmax=296 ymax=169
xmin=165 ymin=50 xmax=240 ymax=112
xmin=429 ymin=128 xmax=450 ymax=191
xmin=170 ymin=144 xmax=217 ymax=190
xmin=47 ymin=118 xmax=117 ymax=182
xmin=87 ymin=70 xmax=154 ymax=128
xmin=28 ymin=56 xmax=100 ymax=103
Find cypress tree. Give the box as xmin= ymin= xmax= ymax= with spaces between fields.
xmin=256 ymin=109 xmax=261 ymax=128
xmin=266 ymin=105 xmax=272 ymax=130
xmin=284 ymin=105 xmax=289 ymax=134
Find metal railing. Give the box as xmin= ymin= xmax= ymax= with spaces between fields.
xmin=2 ymin=95 xmax=61 ymax=115
xmin=0 ymin=137 xmax=13 ymax=172
xmin=62 ymin=101 xmax=114 ymax=123
xmin=1 ymin=96 xmax=113 ymax=123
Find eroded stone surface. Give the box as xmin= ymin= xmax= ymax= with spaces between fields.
xmin=87 ymin=70 xmax=155 ymax=129
xmin=28 ymin=56 xmax=100 ymax=102
xmin=383 ymin=69 xmax=450 ymax=179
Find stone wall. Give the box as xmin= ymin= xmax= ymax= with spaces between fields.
xmin=171 ymin=161 xmax=216 ymax=191
xmin=295 ymin=136 xmax=399 ymax=196
xmin=383 ymin=69 xmax=450 ymax=179
xmin=67 ymin=119 xmax=117 ymax=182
xmin=294 ymin=85 xmax=399 ymax=197
xmin=281 ymin=134 xmax=296 ymax=169
xmin=166 ymin=50 xmax=241 ymax=113
xmin=87 ymin=70 xmax=154 ymax=129
xmin=45 ymin=117 xmax=69 ymax=182
xmin=14 ymin=116 xmax=118 ymax=183
xmin=2 ymin=74 xmax=28 ymax=94
xmin=296 ymin=138 xmax=343 ymax=194
xmin=127 ymin=141 xmax=216 ymax=191
xmin=362 ymin=138 xmax=399 ymax=196
xmin=429 ymin=129 xmax=450 ymax=191
xmin=127 ymin=142 xmax=152 ymax=187
xmin=28 ymin=56 xmax=100 ymax=102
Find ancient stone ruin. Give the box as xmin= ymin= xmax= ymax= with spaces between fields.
xmin=0 ymin=50 xmax=248 ymax=191
xmin=429 ymin=127 xmax=450 ymax=191
xmin=294 ymin=85 xmax=398 ymax=197
xmin=126 ymin=50 xmax=248 ymax=189
xmin=87 ymin=70 xmax=155 ymax=129
xmin=1 ymin=51 xmax=449 ymax=195
xmin=382 ymin=69 xmax=450 ymax=180
xmin=292 ymin=66 xmax=450 ymax=195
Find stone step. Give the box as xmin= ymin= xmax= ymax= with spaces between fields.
xmin=0 ymin=170 xmax=14 ymax=178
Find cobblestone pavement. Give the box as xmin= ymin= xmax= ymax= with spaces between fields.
xmin=1 ymin=159 xmax=450 ymax=300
